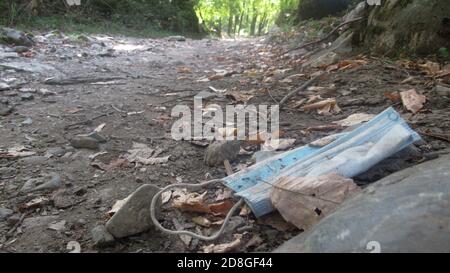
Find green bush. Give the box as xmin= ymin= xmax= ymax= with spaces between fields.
xmin=0 ymin=0 xmax=201 ymax=34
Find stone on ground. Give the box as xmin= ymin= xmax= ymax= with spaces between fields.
xmin=275 ymin=154 xmax=450 ymax=253
xmin=204 ymin=141 xmax=241 ymax=167
xmin=106 ymin=184 xmax=160 ymax=239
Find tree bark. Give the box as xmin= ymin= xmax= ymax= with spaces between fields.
xmin=353 ymin=0 xmax=450 ymax=56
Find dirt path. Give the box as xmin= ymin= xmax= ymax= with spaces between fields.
xmin=1 ymin=32 xmax=449 ymax=253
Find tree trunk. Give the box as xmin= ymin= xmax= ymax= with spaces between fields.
xmin=250 ymin=14 xmax=258 ymax=36
xmin=258 ymin=13 xmax=268 ymax=36
xmin=227 ymin=11 xmax=234 ymax=36
xmin=353 ymin=0 xmax=450 ymax=56
xmin=237 ymin=12 xmax=245 ymax=35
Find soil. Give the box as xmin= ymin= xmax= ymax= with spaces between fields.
xmin=0 ymin=30 xmax=449 ymax=253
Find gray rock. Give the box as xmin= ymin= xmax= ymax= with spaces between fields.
xmin=106 ymin=184 xmax=160 ymax=239
xmin=52 ymin=190 xmax=73 ymax=209
xmin=20 ymin=93 xmax=34 ymax=101
xmin=0 ymin=104 xmax=14 ymax=116
xmin=20 ymin=178 xmax=44 ymax=193
xmin=435 ymin=85 xmax=450 ymax=96
xmin=343 ymin=1 xmax=366 ymax=22
xmin=70 ymin=135 xmax=100 ymax=150
xmin=91 ymin=225 xmax=115 ymax=247
xmin=46 ymin=147 xmax=66 ymax=157
xmin=275 ymin=154 xmax=450 ymax=253
xmin=168 ymin=36 xmax=186 ymax=42
xmin=0 ymin=167 xmax=16 ymax=177
xmin=204 ymin=141 xmax=241 ymax=167
xmin=303 ymin=51 xmax=339 ymax=68
xmin=13 ymin=46 xmax=30 ymax=53
xmin=0 ymin=207 xmax=14 ymax=221
xmin=0 ymin=82 xmax=10 ymax=91
xmin=34 ymin=173 xmax=62 ymax=192
xmin=86 ymin=132 xmax=107 ymax=143
xmin=21 ymin=117 xmax=33 ymax=125
xmin=22 ymin=216 xmax=59 ymax=230
xmin=7 ymin=214 xmax=20 ymax=226
xmin=20 ymin=173 xmax=62 ymax=193
xmin=0 ymin=61 xmax=56 ymax=75
xmin=18 ymin=156 xmax=48 ymax=165
xmin=0 ymin=52 xmax=19 ymax=60
xmin=0 ymin=27 xmax=34 ymax=46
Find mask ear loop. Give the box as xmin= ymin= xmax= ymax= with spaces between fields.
xmin=150 ymin=179 xmax=245 ymax=241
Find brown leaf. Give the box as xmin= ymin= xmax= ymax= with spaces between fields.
xmin=400 ymin=89 xmax=427 ymax=114
xmin=226 ymin=91 xmax=254 ymax=103
xmin=172 ymin=191 xmax=235 ymax=216
xmin=20 ymin=197 xmax=50 ymax=211
xmin=302 ymin=98 xmax=341 ymax=115
xmin=208 ymin=200 xmax=235 ymax=216
xmin=91 ymin=158 xmax=129 ymax=171
xmin=337 ymin=59 xmax=368 ymax=71
xmin=419 ymin=61 xmax=440 ymax=75
xmin=177 ymin=66 xmax=192 ymax=73
xmin=332 ymin=113 xmax=375 ymax=127
xmin=0 ymin=146 xmax=36 ymax=158
xmin=172 ymin=192 xmax=211 ymax=214
xmin=384 ymin=91 xmax=401 ymax=101
xmin=271 ymin=173 xmax=360 ymax=230
xmin=203 ymin=234 xmax=243 ymax=253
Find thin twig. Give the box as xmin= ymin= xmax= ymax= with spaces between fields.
xmin=281 ymin=17 xmax=363 ymax=56
xmin=278 ymin=73 xmax=323 ymax=108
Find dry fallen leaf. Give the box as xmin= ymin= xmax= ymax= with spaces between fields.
xmin=135 ymin=156 xmax=170 ymax=165
xmin=226 ymin=90 xmax=254 ymax=103
xmin=91 ymin=158 xmax=129 ymax=171
xmin=419 ymin=61 xmax=440 ymax=75
xmin=309 ymin=133 xmax=342 ymax=147
xmin=192 ymin=216 xmax=212 ymax=227
xmin=271 ymin=173 xmax=360 ymax=231
xmin=400 ymin=89 xmax=427 ymax=114
xmin=161 ymin=191 xmax=172 ymax=204
xmin=177 ymin=66 xmax=192 ymax=73
xmin=337 ymin=59 xmax=368 ymax=71
xmin=246 ymin=130 xmax=283 ymax=145
xmin=172 ymin=191 xmax=235 ymax=216
xmin=262 ymin=138 xmax=296 ymax=151
xmin=302 ymin=98 xmax=341 ymax=115
xmin=203 ymin=234 xmax=243 ymax=253
xmin=21 ymin=197 xmax=50 ymax=211
xmin=217 ymin=127 xmax=237 ymax=138
xmin=239 ymin=204 xmax=252 ymax=216
xmin=384 ymin=91 xmax=401 ymax=101
xmin=0 ymin=146 xmax=36 ymax=158
xmin=208 ymin=200 xmax=235 ymax=216
xmin=332 ymin=113 xmax=375 ymax=127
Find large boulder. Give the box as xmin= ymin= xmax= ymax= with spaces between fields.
xmin=352 ymin=0 xmax=450 ymax=56
xmin=275 ymin=153 xmax=450 ymax=253
xmin=0 ymin=27 xmax=34 ymax=47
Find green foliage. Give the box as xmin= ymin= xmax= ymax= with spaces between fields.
xmin=0 ymin=0 xmax=200 ymax=35
xmin=195 ymin=0 xmax=299 ymax=37
xmin=0 ymin=0 xmax=301 ymax=37
xmin=438 ymin=47 xmax=449 ymax=59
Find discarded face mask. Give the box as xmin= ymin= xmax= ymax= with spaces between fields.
xmin=222 ymin=107 xmax=422 ymax=217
